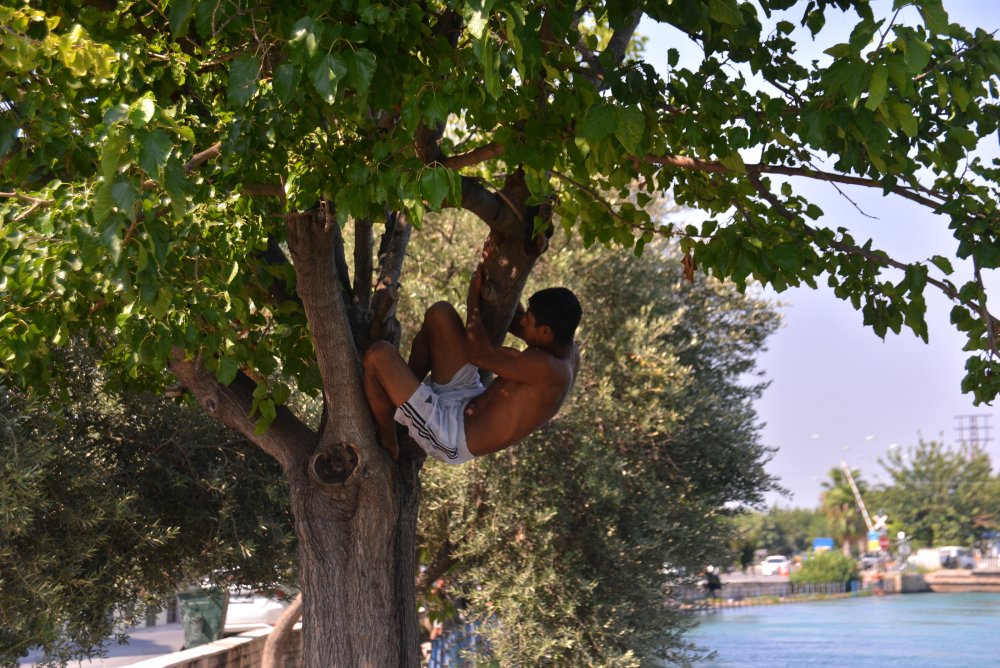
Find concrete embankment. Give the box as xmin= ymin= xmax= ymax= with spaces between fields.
xmin=922 ymin=569 xmax=1000 ymax=592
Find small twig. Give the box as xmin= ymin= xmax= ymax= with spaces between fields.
xmin=914 ymin=29 xmax=999 ymax=81
xmin=973 ymin=256 xmax=1000 ymax=358
xmin=871 ymin=9 xmax=901 ymax=58
xmin=746 ymin=170 xmax=960 ymax=302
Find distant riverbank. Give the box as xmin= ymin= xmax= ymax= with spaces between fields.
xmin=685 ymin=591 xmax=1000 ymax=666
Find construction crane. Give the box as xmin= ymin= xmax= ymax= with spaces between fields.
xmin=840 ymin=461 xmax=874 ymax=533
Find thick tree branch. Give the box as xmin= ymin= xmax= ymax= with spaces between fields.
xmin=459 ymin=175 xmax=505 ymax=229
xmin=284 ymin=206 xmax=375 ymax=440
xmin=353 ymin=218 xmax=374 ymax=313
xmin=574 ymin=8 xmax=642 ymax=88
xmin=261 ymin=595 xmax=303 ymax=668
xmin=416 ymin=541 xmax=456 ymax=595
xmin=368 ymin=211 xmax=412 ymax=348
xmin=604 ymin=9 xmax=643 ymax=65
xmin=440 ymin=143 xmax=506 ymax=169
xmin=168 ymin=351 xmax=315 ymax=473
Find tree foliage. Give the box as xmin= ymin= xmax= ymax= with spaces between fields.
xmin=877 ymin=438 xmax=998 ymax=548
xmin=820 ymin=466 xmax=870 ymax=555
xmin=405 ymin=211 xmax=779 ymax=665
xmin=734 ymin=506 xmax=831 ymax=559
xmin=790 ymin=550 xmax=858 ymax=584
xmin=0 ymin=349 xmax=294 ymax=668
xmin=2 ymin=0 xmax=999 ymax=404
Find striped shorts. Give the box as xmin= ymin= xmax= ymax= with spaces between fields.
xmin=394 ymin=364 xmax=485 ymax=465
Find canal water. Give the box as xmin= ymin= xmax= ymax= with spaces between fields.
xmin=685 ymin=591 xmax=1000 ymax=666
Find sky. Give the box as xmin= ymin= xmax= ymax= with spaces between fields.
xmin=639 ymin=1 xmax=1000 ymax=508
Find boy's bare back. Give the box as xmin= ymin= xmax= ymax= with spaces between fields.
xmin=463 ymin=344 xmax=579 ymax=456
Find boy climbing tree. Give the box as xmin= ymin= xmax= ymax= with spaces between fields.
xmin=364 ymin=256 xmax=581 ymax=463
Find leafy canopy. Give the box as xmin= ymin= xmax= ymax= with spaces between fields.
xmin=2 ymin=0 xmax=999 ymax=406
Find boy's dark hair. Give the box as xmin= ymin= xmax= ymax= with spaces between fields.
xmin=528 ymin=287 xmax=581 ymax=345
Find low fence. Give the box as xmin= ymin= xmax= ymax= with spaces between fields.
xmin=676 ymin=578 xmax=886 ymax=608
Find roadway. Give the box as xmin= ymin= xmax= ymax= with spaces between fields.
xmin=21 ymin=624 xmax=185 ymax=668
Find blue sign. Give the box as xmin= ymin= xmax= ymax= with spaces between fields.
xmin=812 ymin=537 xmax=835 ymax=551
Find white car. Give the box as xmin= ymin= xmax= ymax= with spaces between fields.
xmin=760 ymin=555 xmax=790 ymax=576
xmin=224 ymin=586 xmax=297 ymax=634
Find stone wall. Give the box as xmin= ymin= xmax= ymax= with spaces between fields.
xmin=127 ymin=626 xmax=302 ymax=668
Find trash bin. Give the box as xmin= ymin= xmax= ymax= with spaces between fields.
xmin=177 ymin=587 xmax=229 ymax=649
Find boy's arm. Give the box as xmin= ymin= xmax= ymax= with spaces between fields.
xmin=507 ymin=302 xmax=526 ymax=341
xmin=465 ymin=319 xmax=556 ymax=383
xmin=465 ymin=268 xmax=555 ymax=382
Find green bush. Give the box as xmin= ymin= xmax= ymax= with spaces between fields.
xmin=790 ymin=551 xmax=858 ymax=584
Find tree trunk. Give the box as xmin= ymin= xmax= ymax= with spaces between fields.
xmin=289 ymin=440 xmax=422 ymax=666
xmin=281 ymin=208 xmax=424 ymax=667
xmin=175 ymin=186 xmax=546 ymax=665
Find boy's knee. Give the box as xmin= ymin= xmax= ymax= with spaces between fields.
xmin=363 ymin=340 xmax=396 ymax=370
xmin=424 ymin=301 xmax=459 ymax=327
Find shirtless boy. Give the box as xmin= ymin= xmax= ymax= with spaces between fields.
xmin=363 ymin=263 xmax=581 ymax=463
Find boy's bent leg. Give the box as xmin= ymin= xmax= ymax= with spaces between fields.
xmin=408 ymin=301 xmax=470 ymax=385
xmin=363 ymin=341 xmax=421 ymax=458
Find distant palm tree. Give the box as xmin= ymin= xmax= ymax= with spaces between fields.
xmin=821 ymin=467 xmax=869 ymax=556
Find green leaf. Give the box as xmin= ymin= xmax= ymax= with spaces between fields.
xmin=311 ymin=54 xmax=347 ymax=104
xmin=273 ymin=63 xmax=298 ymax=103
xmin=865 ymin=66 xmax=889 ymax=111
xmin=708 ymin=0 xmax=744 ymax=25
xmin=217 ymin=356 xmax=239 ymax=385
xmin=130 ymin=97 xmax=156 ymax=128
xmin=918 ymin=0 xmax=949 ymax=34
xmin=614 ymin=107 xmax=645 ymax=154
xmin=100 ymin=219 xmax=122 ymax=265
xmin=929 ymin=255 xmax=954 ymax=274
xmin=421 ymin=167 xmax=451 ymax=209
xmin=950 ymin=81 xmax=970 ymax=112
xmin=290 ymin=17 xmax=319 ymax=59
xmin=578 ymin=102 xmax=617 ymax=143
xmin=253 ymin=399 xmax=277 ymax=435
xmin=480 ymin=34 xmax=501 ymax=99
xmin=272 ymin=382 xmax=291 ymax=405
xmin=849 ymin=18 xmax=880 ymax=52
xmin=228 ymin=56 xmax=261 ymax=108
xmin=93 ymin=181 xmax=115 ymax=224
xmin=111 ymin=180 xmax=138 ymax=222
xmin=466 ymin=0 xmax=493 ymax=39
xmin=169 ymin=0 xmax=196 ymax=37
xmin=346 ymin=48 xmax=377 ymax=94
xmin=888 ymin=101 xmax=918 ymax=137
xmin=101 ymin=132 xmax=129 ymax=180
xmin=903 ymin=34 xmax=932 ymax=73
xmin=719 ymin=152 xmax=746 ymax=174
xmin=139 ymin=129 xmax=174 ymax=177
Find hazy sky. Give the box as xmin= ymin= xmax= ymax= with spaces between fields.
xmin=640 ymin=2 xmax=1000 ymax=508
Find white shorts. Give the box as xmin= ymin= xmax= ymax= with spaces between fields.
xmin=394 ymin=364 xmax=485 ymax=464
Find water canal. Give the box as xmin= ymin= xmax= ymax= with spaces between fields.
xmin=686 ymin=591 xmax=1000 ymax=666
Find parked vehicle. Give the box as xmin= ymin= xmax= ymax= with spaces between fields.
xmin=938 ymin=546 xmax=976 ymax=570
xmin=908 ymin=546 xmax=976 ymax=571
xmin=760 ymin=555 xmax=790 ymax=576
xmin=860 ymin=552 xmax=881 ymax=570
xmin=224 ymin=585 xmax=297 ymax=634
